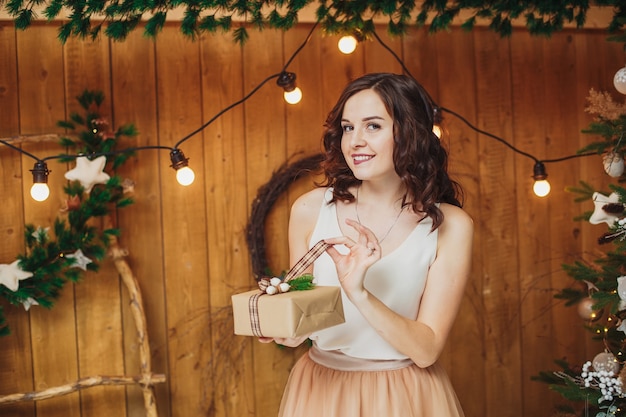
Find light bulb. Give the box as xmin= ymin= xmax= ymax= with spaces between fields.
xmin=30 ymin=183 xmax=50 ymax=201
xmin=533 ymin=180 xmax=551 ymax=197
xmin=432 ymin=125 xmax=442 ymax=138
xmin=532 ymin=161 xmax=550 ymax=197
xmin=276 ymin=72 xmax=302 ymax=104
xmin=338 ymin=35 xmax=358 ymax=54
xmin=614 ymin=66 xmax=626 ymax=95
xmin=169 ymin=148 xmax=195 ymax=186
xmin=176 ymin=166 xmax=195 ymax=186
xmin=30 ymin=160 xmax=50 ymax=202
xmin=284 ymin=87 xmax=302 ymax=105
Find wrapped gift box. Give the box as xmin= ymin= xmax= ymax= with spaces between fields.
xmin=232 ymin=285 xmax=344 ymax=338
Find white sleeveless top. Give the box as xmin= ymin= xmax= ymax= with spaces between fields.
xmin=309 ymin=188 xmax=438 ymax=360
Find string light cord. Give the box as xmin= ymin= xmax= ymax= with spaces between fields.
xmin=441 ymin=106 xmax=599 ymax=164
xmin=542 ymin=152 xmax=597 ymax=164
xmin=280 ymin=21 xmax=319 ymax=72
xmin=175 ymin=21 xmax=320 ymax=149
xmin=174 ymin=73 xmax=281 ymax=149
xmin=0 ymin=140 xmax=176 ymax=162
xmin=439 ymin=106 xmax=539 ymax=163
xmin=0 ymin=21 xmax=606 ymax=196
xmin=0 ymin=139 xmax=42 ymax=162
xmin=45 ymin=145 xmax=176 ymax=161
xmin=371 ymin=28 xmax=598 ymax=167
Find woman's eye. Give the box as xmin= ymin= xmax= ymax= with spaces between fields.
xmin=342 ymin=125 xmax=353 ymax=132
xmin=366 ymin=123 xmax=381 ymax=131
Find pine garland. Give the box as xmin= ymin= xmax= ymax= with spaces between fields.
xmin=1 ymin=0 xmax=624 ymax=44
xmin=0 ymin=89 xmax=136 ymax=336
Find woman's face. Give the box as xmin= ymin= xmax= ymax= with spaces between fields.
xmin=340 ymin=89 xmax=396 ymax=182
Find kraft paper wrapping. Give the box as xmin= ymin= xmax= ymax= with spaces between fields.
xmin=231 ymin=286 xmax=345 ymax=338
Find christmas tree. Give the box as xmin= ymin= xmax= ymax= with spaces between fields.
xmin=535 ymin=79 xmax=626 ymax=416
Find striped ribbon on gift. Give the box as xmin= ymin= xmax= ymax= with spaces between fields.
xmin=248 ymin=240 xmax=331 ymax=337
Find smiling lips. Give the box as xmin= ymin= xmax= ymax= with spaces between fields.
xmin=352 ymin=154 xmax=374 ymax=164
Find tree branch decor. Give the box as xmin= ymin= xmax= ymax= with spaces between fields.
xmin=0 ymin=90 xmax=136 ymax=334
xmin=0 ymin=90 xmax=165 ymax=416
xmin=1 ymin=0 xmax=624 ymax=44
xmin=245 ymin=153 xmax=324 ymax=280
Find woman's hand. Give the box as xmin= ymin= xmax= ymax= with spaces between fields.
xmin=257 ymin=334 xmax=310 ymax=347
xmin=324 ymin=218 xmax=380 ymax=301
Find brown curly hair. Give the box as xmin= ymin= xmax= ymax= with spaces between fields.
xmin=319 ymin=73 xmax=463 ymax=230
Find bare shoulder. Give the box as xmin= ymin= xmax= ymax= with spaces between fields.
xmin=438 ymin=203 xmax=474 ymax=237
xmin=289 ymin=187 xmax=328 ymax=259
xmin=291 ymin=187 xmax=328 ymax=217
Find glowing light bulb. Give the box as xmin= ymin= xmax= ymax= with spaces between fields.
xmin=30 ymin=183 xmax=50 ymax=201
xmin=614 ymin=66 xmax=626 ymax=95
xmin=338 ymin=36 xmax=358 ymax=54
xmin=532 ymin=161 xmax=550 ymax=197
xmin=533 ymin=180 xmax=551 ymax=197
xmin=29 ymin=161 xmax=50 ymax=202
xmin=169 ymin=148 xmax=195 ymax=186
xmin=284 ymin=87 xmax=302 ymax=105
xmin=176 ymin=166 xmax=195 ymax=186
xmin=432 ymin=125 xmax=442 ymax=138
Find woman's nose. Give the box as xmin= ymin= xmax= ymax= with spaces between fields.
xmin=350 ymin=129 xmax=366 ymax=147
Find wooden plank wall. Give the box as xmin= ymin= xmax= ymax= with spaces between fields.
xmin=0 ymin=21 xmax=622 ymax=417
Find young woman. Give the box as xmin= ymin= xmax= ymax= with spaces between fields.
xmin=260 ymin=72 xmax=473 ymax=417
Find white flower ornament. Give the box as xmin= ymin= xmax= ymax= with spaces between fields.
xmin=0 ymin=260 xmax=33 ymax=292
xmin=589 ymin=192 xmax=622 ymax=226
xmin=64 ymin=155 xmax=110 ymax=193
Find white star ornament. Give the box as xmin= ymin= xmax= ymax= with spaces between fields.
xmin=589 ymin=192 xmax=621 ymax=226
xmin=22 ymin=297 xmax=39 ymax=311
xmin=64 ymin=155 xmax=110 ymax=193
xmin=0 ymin=260 xmax=33 ymax=292
xmin=66 ymin=249 xmax=93 ymax=271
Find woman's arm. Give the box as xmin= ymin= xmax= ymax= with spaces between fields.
xmin=258 ymin=187 xmax=326 ymax=347
xmin=324 ymin=203 xmax=473 ymax=367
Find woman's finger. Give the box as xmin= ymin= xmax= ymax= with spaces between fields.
xmin=345 ymin=218 xmax=379 ymax=244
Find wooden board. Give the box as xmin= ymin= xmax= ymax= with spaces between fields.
xmin=17 ymin=23 xmax=82 ymax=417
xmin=242 ymin=26 xmax=294 ymax=416
xmin=199 ymin=29 xmax=255 ymax=417
xmin=510 ymin=30 xmax=559 ymax=415
xmin=434 ymin=28 xmax=487 ymax=417
xmin=110 ymin=27 xmax=171 ymax=417
xmin=0 ymin=21 xmax=35 ymax=417
xmin=155 ymin=25 xmax=210 ymax=417
xmin=61 ymin=34 xmax=128 ymax=417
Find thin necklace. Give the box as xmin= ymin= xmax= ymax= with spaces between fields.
xmin=355 ymin=186 xmax=405 ymax=244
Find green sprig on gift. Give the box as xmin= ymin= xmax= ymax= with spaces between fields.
xmin=258 ymin=274 xmax=316 ymax=295
xmin=288 ymin=274 xmax=316 ymax=291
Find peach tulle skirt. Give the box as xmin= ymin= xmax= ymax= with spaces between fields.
xmin=278 ymin=346 xmax=465 ymax=417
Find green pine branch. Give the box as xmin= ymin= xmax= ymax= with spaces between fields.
xmin=0 ymin=89 xmax=136 ymax=336
xmin=1 ymin=0 xmax=624 ymax=43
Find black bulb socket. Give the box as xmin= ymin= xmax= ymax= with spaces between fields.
xmin=277 ymin=72 xmax=297 ymax=93
xmin=170 ymin=149 xmax=189 ymax=171
xmin=532 ymin=161 xmax=548 ymax=181
xmin=31 ymin=161 xmax=50 ymax=183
